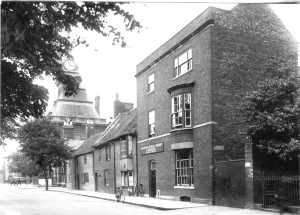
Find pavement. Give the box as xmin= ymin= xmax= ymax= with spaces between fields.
xmin=18 ymin=184 xmax=286 ymax=214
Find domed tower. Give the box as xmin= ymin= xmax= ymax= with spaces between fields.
xmin=48 ymin=59 xmax=107 ymax=142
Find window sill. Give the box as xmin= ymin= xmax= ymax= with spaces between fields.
xmin=120 ymin=156 xmax=133 ymax=160
xmin=147 ymin=90 xmax=155 ymax=95
xmin=170 ymin=127 xmax=193 ymax=133
xmin=174 ymin=186 xmax=194 ymax=189
xmin=173 ymin=69 xmax=193 ymax=81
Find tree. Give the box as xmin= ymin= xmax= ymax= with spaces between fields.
xmin=241 ymin=57 xmax=300 ymax=160
xmin=18 ymin=118 xmax=73 ymax=190
xmin=1 ymin=2 xmax=141 ymax=141
xmin=8 ymin=152 xmax=40 ymax=177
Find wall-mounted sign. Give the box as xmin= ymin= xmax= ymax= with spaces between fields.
xmin=140 ymin=142 xmax=164 ymax=155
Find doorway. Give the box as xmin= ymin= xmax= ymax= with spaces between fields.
xmin=94 ymin=173 xmax=98 ymax=191
xmin=76 ymin=174 xmax=80 ymax=190
xmin=149 ymin=160 xmax=156 ymax=197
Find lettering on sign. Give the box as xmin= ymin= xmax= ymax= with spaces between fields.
xmin=140 ymin=142 xmax=164 ymax=155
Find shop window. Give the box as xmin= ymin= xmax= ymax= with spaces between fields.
xmin=148 ymin=73 xmax=155 ymax=93
xmin=121 ymin=171 xmax=134 ymax=187
xmin=175 ymin=149 xmax=193 ymax=186
xmin=148 ymin=110 xmax=155 ymax=137
xmin=174 ymin=48 xmax=192 ymax=78
xmin=104 ymin=169 xmax=109 ymax=186
xmin=171 ymin=93 xmax=192 ymax=129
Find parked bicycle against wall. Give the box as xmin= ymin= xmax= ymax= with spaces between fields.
xmin=134 ymin=183 xmax=144 ymax=197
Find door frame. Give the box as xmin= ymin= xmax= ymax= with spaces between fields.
xmin=94 ymin=172 xmax=98 ymax=191
xmin=148 ymin=160 xmax=156 ymax=198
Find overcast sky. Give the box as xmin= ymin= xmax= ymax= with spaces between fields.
xmin=1 ymin=2 xmax=300 ymax=159
xmin=42 ymin=3 xmax=300 ymax=121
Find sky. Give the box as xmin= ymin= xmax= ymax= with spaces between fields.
xmin=1 ymin=2 xmax=300 ymax=159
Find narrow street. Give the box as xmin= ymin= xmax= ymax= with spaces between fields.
xmin=0 ymin=184 xmax=282 ymax=215
xmin=0 ymin=184 xmax=160 ymax=215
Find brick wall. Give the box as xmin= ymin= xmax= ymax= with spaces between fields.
xmin=211 ymin=3 xmax=298 ymax=160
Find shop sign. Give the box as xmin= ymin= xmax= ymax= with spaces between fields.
xmin=140 ymin=142 xmax=164 ymax=155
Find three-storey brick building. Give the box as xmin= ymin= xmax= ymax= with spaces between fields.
xmin=135 ymin=4 xmax=297 ymax=205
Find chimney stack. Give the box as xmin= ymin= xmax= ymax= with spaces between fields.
xmin=95 ymin=96 xmax=100 ymax=117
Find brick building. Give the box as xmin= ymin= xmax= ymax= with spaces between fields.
xmin=135 ymin=4 xmax=297 ymax=205
xmin=93 ymin=109 xmax=137 ymax=194
xmin=48 ymin=59 xmax=108 ymax=187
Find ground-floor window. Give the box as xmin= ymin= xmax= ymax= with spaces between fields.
xmin=121 ymin=171 xmax=133 ymax=187
xmin=104 ymin=169 xmax=109 ymax=186
xmin=83 ymin=173 xmax=89 ymax=183
xmin=175 ymin=149 xmax=193 ymax=186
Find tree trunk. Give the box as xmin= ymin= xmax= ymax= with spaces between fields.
xmin=44 ymin=169 xmax=48 ymax=191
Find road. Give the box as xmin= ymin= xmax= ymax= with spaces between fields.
xmin=0 ymin=184 xmax=281 ymax=215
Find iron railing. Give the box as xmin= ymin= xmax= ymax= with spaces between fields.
xmin=253 ymin=172 xmax=300 ymax=208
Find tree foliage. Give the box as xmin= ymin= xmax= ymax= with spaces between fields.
xmin=18 ymin=118 xmax=73 ymax=190
xmin=241 ymin=57 xmax=300 ymax=160
xmin=1 ymin=2 xmax=141 ymax=140
xmin=8 ymin=152 xmax=40 ymax=177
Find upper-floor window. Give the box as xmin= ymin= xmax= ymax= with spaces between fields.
xmin=148 ymin=110 xmax=155 ymax=137
xmin=106 ymin=144 xmax=111 ymax=161
xmin=148 ymin=73 xmax=155 ymax=93
xmin=99 ymin=149 xmax=102 ymax=162
xmin=171 ymin=93 xmax=192 ymax=129
xmin=120 ymin=136 xmax=133 ymax=158
xmin=174 ymin=49 xmax=192 ymax=78
xmin=84 ymin=155 xmax=87 ymax=164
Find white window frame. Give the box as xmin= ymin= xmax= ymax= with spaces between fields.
xmin=174 ymin=49 xmax=192 ymax=78
xmin=120 ymin=139 xmax=127 ymax=158
xmin=175 ymin=150 xmax=193 ymax=186
xmin=99 ymin=149 xmax=102 ymax=162
xmin=106 ymin=145 xmax=111 ymax=161
xmin=104 ymin=169 xmax=109 ymax=186
xmin=171 ymin=93 xmax=192 ymax=128
xmin=121 ymin=171 xmax=134 ymax=187
xmin=148 ymin=73 xmax=155 ymax=93
xmin=148 ymin=110 xmax=155 ymax=137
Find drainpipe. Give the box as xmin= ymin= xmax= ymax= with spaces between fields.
xmin=135 ymin=133 xmax=139 ymax=186
xmin=114 ymin=142 xmax=116 ymax=193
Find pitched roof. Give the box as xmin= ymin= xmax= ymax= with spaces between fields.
xmin=74 ymin=133 xmax=103 ymax=156
xmin=94 ymin=109 xmax=136 ymax=147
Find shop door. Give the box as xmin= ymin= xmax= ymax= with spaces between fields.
xmin=149 ymin=161 xmax=156 ymax=197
